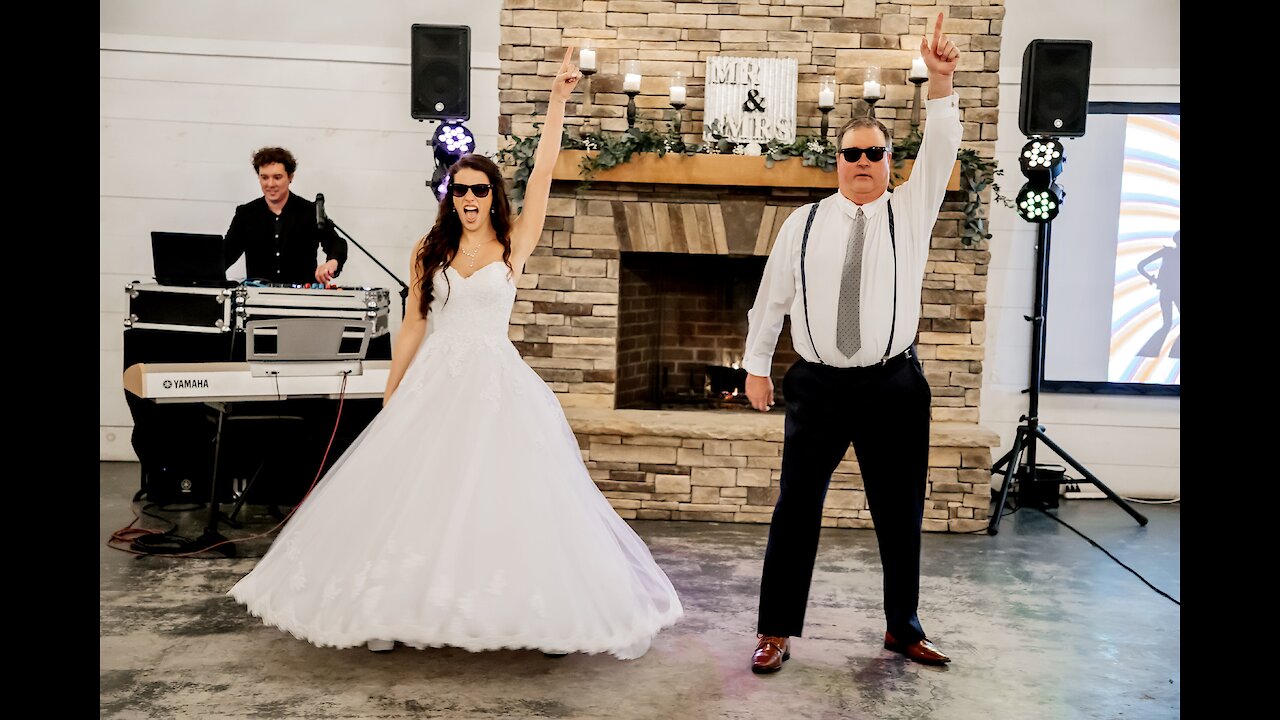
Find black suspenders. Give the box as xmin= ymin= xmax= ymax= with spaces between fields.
xmin=799 ymin=198 xmax=897 ymax=366
xmin=799 ymin=204 xmax=824 ymax=364
xmin=884 ymin=199 xmax=898 ymax=361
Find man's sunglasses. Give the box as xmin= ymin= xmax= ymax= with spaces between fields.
xmin=450 ymin=182 xmax=492 ymax=198
xmin=840 ymin=146 xmax=888 ymax=163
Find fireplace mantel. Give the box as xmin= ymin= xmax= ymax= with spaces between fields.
xmin=551 ymin=150 xmax=961 ymax=191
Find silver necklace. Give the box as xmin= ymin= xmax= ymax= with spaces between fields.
xmin=458 ymin=239 xmax=483 ymax=268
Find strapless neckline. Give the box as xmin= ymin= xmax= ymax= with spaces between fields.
xmin=445 ymin=262 xmax=509 ymax=282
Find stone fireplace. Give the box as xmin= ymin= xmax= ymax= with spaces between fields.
xmin=500 ymin=168 xmax=999 ymax=532
xmin=499 ymin=0 xmax=1006 ymax=532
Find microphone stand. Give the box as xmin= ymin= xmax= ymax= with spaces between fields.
xmin=326 ymin=218 xmax=410 ymax=320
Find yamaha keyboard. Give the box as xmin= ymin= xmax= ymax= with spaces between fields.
xmin=123 ymin=360 xmax=390 ymax=403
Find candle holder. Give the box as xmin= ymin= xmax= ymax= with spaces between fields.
xmin=863 ymin=95 xmax=881 ymax=119
xmin=908 ymin=75 xmax=926 ymax=132
xmin=577 ymin=43 xmax=598 ymax=114
xmin=862 ymin=67 xmax=882 ymax=119
xmin=669 ymin=72 xmax=687 ymax=136
xmin=625 ymin=90 xmax=640 ymax=128
xmin=581 ymin=67 xmax=597 ymax=110
xmin=622 ymin=60 xmax=642 ymax=129
xmin=818 ymin=75 xmax=836 ymax=138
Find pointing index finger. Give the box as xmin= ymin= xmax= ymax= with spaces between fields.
xmin=561 ymin=44 xmax=575 ymax=71
xmin=932 ymin=12 xmax=944 ymax=53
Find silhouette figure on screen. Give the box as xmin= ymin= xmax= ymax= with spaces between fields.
xmin=1136 ymin=229 xmax=1180 ymax=359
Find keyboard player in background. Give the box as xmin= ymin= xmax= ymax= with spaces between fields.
xmin=223 ymin=147 xmax=348 ymax=285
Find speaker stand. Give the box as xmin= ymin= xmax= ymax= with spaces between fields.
xmin=988 ymin=220 xmax=1148 ymax=535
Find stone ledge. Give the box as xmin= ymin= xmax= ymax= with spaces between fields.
xmin=564 ymin=407 xmax=999 ymax=448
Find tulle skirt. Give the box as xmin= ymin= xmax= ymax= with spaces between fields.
xmin=228 ymin=331 xmax=683 ymax=659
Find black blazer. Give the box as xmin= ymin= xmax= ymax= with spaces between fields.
xmin=223 ymin=192 xmax=347 ymax=284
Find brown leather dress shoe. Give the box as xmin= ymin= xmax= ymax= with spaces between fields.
xmin=883 ymin=631 xmax=950 ymax=665
xmin=751 ymin=635 xmax=790 ymax=674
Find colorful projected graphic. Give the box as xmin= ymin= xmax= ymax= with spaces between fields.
xmin=1109 ymin=116 xmax=1179 ymax=384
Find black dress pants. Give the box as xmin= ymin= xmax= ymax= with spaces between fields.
xmin=756 ymin=348 xmax=931 ymax=643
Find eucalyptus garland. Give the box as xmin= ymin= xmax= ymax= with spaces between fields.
xmin=497 ymin=122 xmax=1007 ymax=247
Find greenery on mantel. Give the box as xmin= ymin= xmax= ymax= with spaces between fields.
xmin=894 ymin=129 xmax=1013 ymax=246
xmin=497 ymin=123 xmax=1010 ymax=247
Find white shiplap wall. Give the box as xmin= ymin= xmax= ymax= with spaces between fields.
xmin=983 ymin=0 xmax=1180 ymax=500
xmin=101 ymin=3 xmax=501 ymax=460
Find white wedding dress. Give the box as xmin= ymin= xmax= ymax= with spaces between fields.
xmin=229 ymin=261 xmax=683 ymax=659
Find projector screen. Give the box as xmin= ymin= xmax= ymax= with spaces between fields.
xmin=1040 ymin=102 xmax=1180 ymax=395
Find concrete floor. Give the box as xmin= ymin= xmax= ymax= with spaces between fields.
xmin=100 ymin=461 xmax=1179 ymax=719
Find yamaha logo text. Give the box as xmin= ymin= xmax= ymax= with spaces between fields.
xmin=162 ymin=378 xmax=210 ymax=389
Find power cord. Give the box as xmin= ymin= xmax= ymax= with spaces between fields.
xmin=108 ymin=501 xmax=187 ymax=554
xmin=1037 ymin=507 xmax=1179 ymax=606
xmin=972 ymin=485 xmax=1179 ymax=605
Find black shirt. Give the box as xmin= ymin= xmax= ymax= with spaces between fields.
xmin=223 ymin=192 xmax=347 ymax=284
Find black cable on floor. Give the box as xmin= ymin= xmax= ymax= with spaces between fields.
xmin=131 ymin=532 xmax=198 ymax=554
xmin=1037 ymin=508 xmax=1180 ymax=606
xmin=109 ymin=500 xmax=267 ymax=558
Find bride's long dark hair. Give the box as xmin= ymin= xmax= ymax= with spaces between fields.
xmin=416 ymin=154 xmax=514 ymax=317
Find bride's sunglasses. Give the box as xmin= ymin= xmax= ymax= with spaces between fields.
xmin=450 ymin=182 xmax=493 ymax=198
xmin=840 ymin=146 xmax=888 ymax=163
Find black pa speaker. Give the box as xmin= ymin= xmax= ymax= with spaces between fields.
xmin=1018 ymin=39 xmax=1092 ymax=138
xmin=411 ymin=24 xmax=470 ymax=121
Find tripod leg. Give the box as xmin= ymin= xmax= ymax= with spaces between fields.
xmin=1031 ymin=428 xmax=1148 ymax=527
xmin=991 ymin=443 xmax=1018 ymax=476
xmin=225 ymin=463 xmax=267 ymax=526
xmin=988 ymin=427 xmax=1027 ymax=535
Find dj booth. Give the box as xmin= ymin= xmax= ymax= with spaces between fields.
xmin=122 ymin=282 xmax=394 ymax=508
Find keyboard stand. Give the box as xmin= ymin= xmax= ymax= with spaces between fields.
xmin=193 ymin=402 xmax=236 ymax=556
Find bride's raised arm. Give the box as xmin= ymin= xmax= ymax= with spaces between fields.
xmin=510 ymin=45 xmax=580 ymax=265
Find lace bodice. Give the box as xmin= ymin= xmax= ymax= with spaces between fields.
xmin=427 ymin=262 xmax=517 ymax=338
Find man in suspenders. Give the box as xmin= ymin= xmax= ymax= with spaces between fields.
xmin=744 ymin=13 xmax=963 ymax=673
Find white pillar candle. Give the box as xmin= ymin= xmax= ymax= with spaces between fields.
xmin=624 ymin=73 xmax=642 ymax=92
xmin=863 ymin=80 xmax=882 ymax=99
xmin=579 ymin=48 xmax=597 ymax=72
xmin=818 ymin=87 xmax=835 ymax=109
xmin=910 ymin=56 xmax=927 ymax=80
xmin=670 ymin=85 xmax=686 ymax=103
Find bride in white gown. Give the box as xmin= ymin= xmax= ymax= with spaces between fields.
xmin=229 ymin=47 xmax=683 ymax=660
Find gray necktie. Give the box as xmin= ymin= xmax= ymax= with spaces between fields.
xmin=835 ymin=208 xmax=866 ymax=357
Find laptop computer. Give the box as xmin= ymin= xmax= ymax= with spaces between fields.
xmin=150 ymin=231 xmax=237 ymax=287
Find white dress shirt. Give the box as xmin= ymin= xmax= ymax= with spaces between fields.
xmin=743 ymin=93 xmax=963 ymax=376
